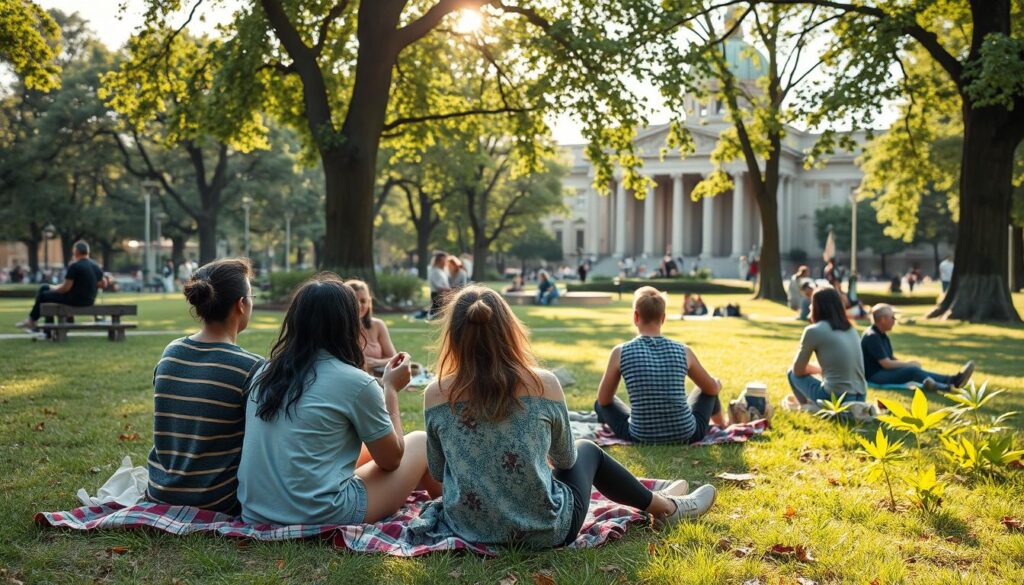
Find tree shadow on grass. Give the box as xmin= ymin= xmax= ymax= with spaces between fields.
xmin=926 ymin=509 xmax=979 ymax=547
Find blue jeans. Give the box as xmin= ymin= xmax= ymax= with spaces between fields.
xmin=535 ymin=288 xmax=560 ymax=305
xmin=868 ymin=366 xmax=950 ymax=387
xmin=594 ymin=392 xmax=721 ymax=444
xmin=786 ymin=370 xmax=865 ymax=404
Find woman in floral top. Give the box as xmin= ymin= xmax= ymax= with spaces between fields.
xmin=421 ymin=286 xmax=716 ymax=549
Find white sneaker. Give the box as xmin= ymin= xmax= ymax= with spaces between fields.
xmin=655 ymin=484 xmax=716 ymax=528
xmin=15 ymin=320 xmax=35 ymax=330
xmin=656 ymin=479 xmax=689 ymax=498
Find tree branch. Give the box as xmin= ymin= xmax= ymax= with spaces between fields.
xmin=313 ymin=0 xmax=350 ymax=57
xmin=396 ymin=0 xmax=487 ymax=50
xmin=382 ymin=106 xmax=531 ymax=132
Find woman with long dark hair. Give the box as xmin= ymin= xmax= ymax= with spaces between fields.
xmin=787 ymin=287 xmax=866 ymax=405
xmin=420 ymin=285 xmax=715 ymax=549
xmin=147 ymin=258 xmax=262 ymax=515
xmin=237 ymin=274 xmax=439 ymax=526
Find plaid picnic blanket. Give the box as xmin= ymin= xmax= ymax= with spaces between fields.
xmin=569 ymin=411 xmax=769 ymax=447
xmin=35 ymin=479 xmax=671 ymax=557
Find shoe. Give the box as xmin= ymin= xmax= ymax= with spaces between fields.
xmin=655 ymin=484 xmax=716 ymax=528
xmin=950 ymin=361 xmax=975 ymax=389
xmin=15 ymin=319 xmax=35 ymax=330
xmin=656 ymin=479 xmax=689 ymax=498
xmin=922 ymin=378 xmax=940 ymax=392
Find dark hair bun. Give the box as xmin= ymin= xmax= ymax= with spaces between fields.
xmin=466 ymin=299 xmax=492 ymax=325
xmin=184 ymin=279 xmax=216 ymax=310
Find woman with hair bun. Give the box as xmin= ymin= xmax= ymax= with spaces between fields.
xmin=147 ymin=258 xmax=263 ymax=515
xmin=419 ymin=285 xmax=715 ymax=549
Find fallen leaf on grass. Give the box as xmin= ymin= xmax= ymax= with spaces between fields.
xmin=798 ymin=448 xmax=822 ymax=462
xmin=1002 ymin=517 xmax=1023 ymax=532
xmin=42 ymin=407 xmax=57 ymax=416
xmin=715 ymin=472 xmax=755 ymax=482
xmin=765 ymin=544 xmax=815 ymax=563
xmin=732 ymin=546 xmax=753 ymax=558
xmin=1009 ymin=460 xmax=1022 ymax=470
xmin=648 ymin=542 xmax=658 ymax=557
xmin=119 ymin=432 xmax=140 ymax=442
xmin=783 ymin=506 xmax=797 ymax=519
xmin=32 ymin=422 xmax=44 ymax=432
xmin=531 ymin=572 xmax=555 ymax=585
xmin=498 ymin=574 xmax=518 ymax=585
xmin=89 ymin=466 xmax=101 ymax=474
xmin=106 ymin=546 xmax=128 ymax=556
xmin=741 ymin=579 xmax=761 ymax=585
xmin=275 ymin=559 xmax=285 ymax=570
xmin=827 ymin=477 xmax=841 ymax=486
xmin=869 ymin=579 xmax=881 ymax=585
xmin=715 ymin=538 xmax=732 ymax=551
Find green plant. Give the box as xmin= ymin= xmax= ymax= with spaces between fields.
xmin=878 ymin=389 xmax=949 ymax=454
xmin=904 ymin=465 xmax=945 ymax=513
xmin=815 ymin=393 xmax=852 ymax=421
xmin=944 ymin=380 xmax=1018 ymax=438
xmin=856 ymin=427 xmax=906 ymax=511
xmin=373 ymin=273 xmax=423 ymax=307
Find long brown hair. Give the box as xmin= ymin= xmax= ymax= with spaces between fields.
xmin=434 ymin=285 xmax=542 ymax=422
xmin=345 ymin=279 xmax=373 ymax=330
xmin=810 ymin=287 xmax=851 ymax=331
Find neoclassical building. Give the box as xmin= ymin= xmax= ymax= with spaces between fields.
xmin=547 ymin=35 xmax=868 ymax=277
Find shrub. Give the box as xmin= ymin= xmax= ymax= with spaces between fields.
xmin=568 ymin=278 xmax=749 ymax=295
xmin=268 ymin=270 xmax=315 ymax=303
xmin=374 ymin=273 xmax=423 ymax=307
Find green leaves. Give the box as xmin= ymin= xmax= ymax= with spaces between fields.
xmin=904 ymin=465 xmax=945 ymax=513
xmin=0 ymin=0 xmax=62 ymax=91
xmin=944 ymin=380 xmax=1006 ymax=416
xmin=815 ymin=393 xmax=852 ymax=420
xmin=857 ymin=427 xmax=906 ymax=466
xmin=877 ymin=389 xmax=949 ymax=435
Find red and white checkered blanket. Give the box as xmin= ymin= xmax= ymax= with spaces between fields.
xmin=35 ymin=479 xmax=673 ymax=556
xmin=586 ymin=419 xmax=770 ymax=447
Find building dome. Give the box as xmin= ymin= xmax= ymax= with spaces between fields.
xmin=722 ymin=37 xmax=768 ymax=82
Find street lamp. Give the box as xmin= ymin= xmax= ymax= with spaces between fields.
xmin=241 ymin=195 xmax=253 ymax=258
xmin=849 ymin=190 xmax=859 ymax=277
xmin=155 ymin=211 xmax=166 ymax=264
xmin=284 ymin=210 xmax=293 ymax=272
xmin=142 ymin=181 xmax=160 ymax=286
xmin=42 ymin=223 xmax=56 ymax=280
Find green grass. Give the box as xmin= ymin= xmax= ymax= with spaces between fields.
xmin=2 ymin=287 xmax=1023 ymax=584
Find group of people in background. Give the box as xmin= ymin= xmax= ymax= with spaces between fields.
xmin=423 ymin=251 xmax=473 ymax=318
xmin=145 ymin=260 xmax=715 ymax=550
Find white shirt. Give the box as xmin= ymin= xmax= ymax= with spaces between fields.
xmin=428 ymin=266 xmax=450 ymax=292
xmin=939 ymin=259 xmax=954 ymax=282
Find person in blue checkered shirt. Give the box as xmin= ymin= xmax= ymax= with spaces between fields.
xmin=594 ymin=287 xmax=726 ymax=444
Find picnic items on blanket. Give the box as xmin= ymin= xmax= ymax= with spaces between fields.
xmin=779 ymin=395 xmax=884 ymax=423
xmin=76 ymin=456 xmax=148 ymax=508
xmin=568 ymin=411 xmax=769 ymax=447
xmin=727 ymin=382 xmax=773 ymax=425
xmin=37 ymin=479 xmax=676 ymax=556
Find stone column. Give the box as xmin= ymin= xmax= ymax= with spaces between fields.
xmin=643 ymin=181 xmax=656 ymax=257
xmin=671 ymin=173 xmax=684 ymax=258
xmin=614 ymin=178 xmax=627 ymax=257
xmin=731 ymin=172 xmax=745 ymax=257
xmin=701 ymin=195 xmax=715 ymax=257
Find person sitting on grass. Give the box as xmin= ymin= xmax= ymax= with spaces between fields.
xmin=595 ymin=286 xmax=726 ymax=444
xmin=787 ymin=287 xmax=866 ymax=406
xmin=422 ymin=285 xmax=715 ymax=549
xmin=146 ymin=258 xmax=263 ymax=515
xmin=861 ymin=303 xmax=974 ymax=392
xmin=238 ymin=274 xmax=440 ymax=526
xmin=796 ymin=281 xmax=814 ymax=321
xmin=787 ymin=265 xmax=810 ymax=310
xmin=534 ymin=270 xmax=560 ymax=305
xmin=16 ymin=240 xmax=108 ymax=332
xmin=504 ymin=274 xmax=525 ymax=293
xmin=346 ymin=279 xmax=398 ymax=376
xmin=682 ymin=293 xmax=708 ymax=316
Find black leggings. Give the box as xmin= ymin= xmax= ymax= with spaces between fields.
xmin=553 ymin=439 xmax=653 ymax=546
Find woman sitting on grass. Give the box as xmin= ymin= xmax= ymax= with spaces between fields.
xmin=237 ymin=274 xmax=440 ymax=526
xmin=345 ymin=279 xmax=398 ymax=376
xmin=422 ymin=285 xmax=715 ymax=549
xmin=147 ymin=258 xmax=263 ymax=515
xmin=787 ymin=287 xmax=867 ymax=407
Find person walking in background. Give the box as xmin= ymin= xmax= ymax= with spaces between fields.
xmin=161 ymin=260 xmax=176 ymax=293
xmin=737 ymin=255 xmax=749 ymax=280
xmin=939 ymin=256 xmax=954 ymax=293
xmin=747 ymin=256 xmax=759 ymax=283
xmin=577 ymin=260 xmax=589 ymax=283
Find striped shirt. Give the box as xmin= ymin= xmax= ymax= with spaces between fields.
xmin=146 ymin=337 xmax=263 ymax=514
xmin=619 ymin=335 xmax=696 ymax=443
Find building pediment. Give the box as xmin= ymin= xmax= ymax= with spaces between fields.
xmin=633 ymin=124 xmax=725 ymax=158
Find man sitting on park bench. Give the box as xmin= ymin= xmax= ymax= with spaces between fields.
xmin=594 ymin=286 xmax=726 ymax=444
xmin=16 ymin=240 xmax=107 ymax=333
xmin=861 ymin=303 xmax=974 ymax=392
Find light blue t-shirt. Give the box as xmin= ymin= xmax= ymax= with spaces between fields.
xmin=237 ymin=352 xmax=393 ymax=525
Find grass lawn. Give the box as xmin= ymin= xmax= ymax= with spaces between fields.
xmin=1 ymin=286 xmax=1023 ymax=584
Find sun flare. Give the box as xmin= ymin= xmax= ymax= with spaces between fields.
xmin=453 ymin=9 xmax=483 ymax=34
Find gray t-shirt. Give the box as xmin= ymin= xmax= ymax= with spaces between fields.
xmin=237 ymin=352 xmax=393 ymax=525
xmin=793 ymin=321 xmax=866 ymax=397
xmin=428 ymin=266 xmax=449 ymax=292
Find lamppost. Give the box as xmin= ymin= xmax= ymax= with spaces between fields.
xmin=850 ymin=190 xmax=859 ymax=277
xmin=284 ymin=210 xmax=293 ymax=272
xmin=155 ymin=211 xmax=166 ymax=265
xmin=142 ymin=181 xmax=159 ymax=286
xmin=42 ymin=223 xmax=56 ymax=281
xmin=241 ymin=195 xmax=253 ymax=258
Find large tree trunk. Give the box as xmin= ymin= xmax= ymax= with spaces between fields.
xmin=170 ymin=234 xmax=186 ymax=268
xmin=753 ymin=193 xmax=786 ymax=301
xmin=472 ymin=240 xmax=490 ymax=283
xmin=22 ymin=237 xmax=40 ymax=274
xmin=196 ymin=218 xmax=217 ymax=266
xmin=100 ymin=241 xmax=115 ymax=270
xmin=928 ymin=102 xmax=1023 ymax=322
xmin=415 ymin=221 xmax=432 ymax=280
xmin=1013 ymin=225 xmax=1024 ymax=292
xmin=296 ymin=242 xmax=306 ymax=269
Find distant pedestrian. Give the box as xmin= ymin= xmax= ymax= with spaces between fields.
xmin=162 ymin=260 xmax=176 ymax=293
xmin=939 ymin=256 xmax=954 ymax=293
xmin=577 ymin=261 xmax=589 ymax=283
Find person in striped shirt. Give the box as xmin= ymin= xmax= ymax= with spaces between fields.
xmin=594 ymin=286 xmax=726 ymax=444
xmin=147 ymin=258 xmax=262 ymax=515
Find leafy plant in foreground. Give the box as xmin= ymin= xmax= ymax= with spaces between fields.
xmin=878 ymin=389 xmax=948 ymax=455
xmin=904 ymin=465 xmax=945 ymax=514
xmin=856 ymin=427 xmax=906 ymax=511
xmin=815 ymin=393 xmax=852 ymax=421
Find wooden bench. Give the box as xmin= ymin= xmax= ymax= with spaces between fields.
xmin=38 ymin=304 xmax=138 ymax=342
xmin=503 ymin=291 xmax=613 ymax=306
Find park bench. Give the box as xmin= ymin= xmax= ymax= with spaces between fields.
xmin=503 ymin=291 xmax=613 ymax=306
xmin=38 ymin=303 xmax=138 ymax=342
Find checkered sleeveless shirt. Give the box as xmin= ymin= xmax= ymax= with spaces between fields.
xmin=620 ymin=335 xmax=696 ymax=443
